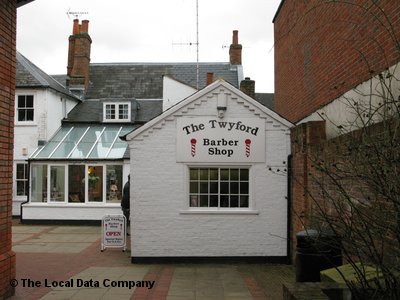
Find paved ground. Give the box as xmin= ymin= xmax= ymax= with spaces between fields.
xmin=9 ymin=221 xmax=295 ymax=300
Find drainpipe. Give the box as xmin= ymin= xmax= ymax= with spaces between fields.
xmin=287 ymin=154 xmax=292 ymax=264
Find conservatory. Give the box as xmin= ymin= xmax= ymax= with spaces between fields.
xmin=22 ymin=124 xmax=135 ymax=222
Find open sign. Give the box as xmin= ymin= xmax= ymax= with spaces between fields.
xmin=101 ymin=215 xmax=126 ymax=251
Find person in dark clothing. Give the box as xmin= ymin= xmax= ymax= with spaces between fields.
xmin=121 ymin=175 xmax=130 ymax=233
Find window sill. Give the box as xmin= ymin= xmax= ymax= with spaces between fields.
xmin=15 ymin=122 xmax=37 ymax=127
xmin=179 ymin=209 xmax=259 ymax=215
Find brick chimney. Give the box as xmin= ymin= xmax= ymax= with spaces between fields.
xmin=240 ymin=77 xmax=255 ymax=99
xmin=229 ymin=30 xmax=242 ymax=65
xmin=206 ymin=72 xmax=214 ymax=85
xmin=67 ymin=19 xmax=92 ymax=91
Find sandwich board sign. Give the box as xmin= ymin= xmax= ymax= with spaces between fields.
xmin=101 ymin=214 xmax=126 ymax=251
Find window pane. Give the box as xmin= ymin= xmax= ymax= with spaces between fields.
xmin=26 ymin=109 xmax=34 ymax=121
xmin=230 ymin=169 xmax=239 ymax=180
xmin=190 ymin=182 xmax=198 ymax=193
xmin=210 ymin=182 xmax=218 ymax=193
xmin=200 ymin=182 xmax=208 ymax=193
xmin=68 ymin=165 xmax=85 ymax=203
xmin=70 ymin=126 xmax=103 ymax=158
xmin=240 ymin=182 xmax=249 ymax=194
xmin=88 ymin=166 xmax=103 ymax=202
xmin=52 ymin=127 xmax=88 ymax=158
xmin=16 ymin=164 xmax=25 ymax=179
xmin=230 ymin=196 xmax=239 ymax=207
xmin=190 ymin=169 xmax=198 ymax=180
xmin=220 ymin=169 xmax=229 ymax=180
xmin=50 ymin=166 xmax=65 ymax=202
xmin=210 ymin=195 xmax=218 ymax=207
xmin=240 ymin=196 xmax=249 ymax=207
xmin=210 ymin=168 xmax=218 ymax=180
xmin=190 ymin=195 xmax=198 ymax=207
xmin=240 ymin=169 xmax=249 ymax=180
xmin=220 ymin=182 xmax=229 ymax=194
xmin=230 ymin=182 xmax=239 ymax=194
xmin=31 ymin=165 xmax=47 ymax=202
xmin=18 ymin=95 xmax=25 ymax=107
xmin=200 ymin=195 xmax=208 ymax=207
xmin=200 ymin=169 xmax=208 ymax=180
xmin=26 ymin=95 xmax=34 ymax=107
xmin=108 ymin=141 xmax=128 ymax=158
xmin=17 ymin=181 xmax=27 ymax=196
xmin=106 ymin=165 xmax=123 ymax=203
xmin=18 ymin=110 xmax=26 ymax=121
xmin=220 ymin=195 xmax=229 ymax=207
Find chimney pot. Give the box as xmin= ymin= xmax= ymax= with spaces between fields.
xmin=232 ymin=30 xmax=239 ymax=44
xmin=229 ymin=30 xmax=242 ymax=65
xmin=73 ymin=19 xmax=79 ymax=35
xmin=81 ymin=20 xmax=89 ymax=33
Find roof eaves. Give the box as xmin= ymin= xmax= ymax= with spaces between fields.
xmin=272 ymin=0 xmax=286 ymax=23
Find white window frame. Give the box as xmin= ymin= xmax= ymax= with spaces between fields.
xmin=48 ymin=164 xmax=67 ymax=203
xmin=15 ymin=93 xmax=36 ymax=125
xmin=14 ymin=162 xmax=28 ymax=199
xmin=29 ymin=162 xmax=125 ymax=204
xmin=187 ymin=166 xmax=251 ymax=210
xmin=103 ymin=102 xmax=131 ymax=122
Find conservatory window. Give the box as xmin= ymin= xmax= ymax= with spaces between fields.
xmin=31 ymin=165 xmax=47 ymax=202
xmin=68 ymin=165 xmax=85 ymax=203
xmin=88 ymin=166 xmax=103 ymax=202
xmin=50 ymin=166 xmax=65 ymax=202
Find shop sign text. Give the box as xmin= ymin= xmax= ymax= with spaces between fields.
xmin=176 ymin=118 xmax=265 ymax=162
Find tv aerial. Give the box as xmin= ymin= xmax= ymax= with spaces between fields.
xmin=172 ymin=0 xmax=200 ymax=89
xmin=66 ymin=8 xmax=88 ymax=19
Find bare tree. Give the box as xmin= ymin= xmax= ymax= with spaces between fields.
xmin=290 ymin=1 xmax=400 ymax=299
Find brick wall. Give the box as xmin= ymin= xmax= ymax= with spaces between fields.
xmin=274 ymin=0 xmax=400 ymax=123
xmin=0 ymin=0 xmax=16 ymax=298
xmin=289 ymin=121 xmax=326 ymax=260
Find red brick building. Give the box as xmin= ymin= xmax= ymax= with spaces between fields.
xmin=273 ymin=0 xmax=400 ymax=124
xmin=273 ymin=0 xmax=400 ymax=259
xmin=0 ymin=0 xmax=34 ymax=298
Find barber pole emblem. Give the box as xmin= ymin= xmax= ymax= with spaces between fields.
xmin=245 ymin=139 xmax=251 ymax=157
xmin=191 ymin=138 xmax=197 ymax=157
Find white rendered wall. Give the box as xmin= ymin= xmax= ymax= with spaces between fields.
xmin=299 ymin=63 xmax=400 ymax=139
xmin=162 ymin=76 xmax=196 ymax=111
xmin=129 ymin=87 xmax=291 ymax=258
xmin=22 ymin=204 xmax=122 ymax=221
xmin=13 ymin=88 xmax=79 ymax=215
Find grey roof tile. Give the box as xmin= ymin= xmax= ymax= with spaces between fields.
xmin=255 ymin=93 xmax=274 ymax=110
xmin=64 ymin=98 xmax=162 ymax=124
xmin=16 ymin=52 xmax=79 ymax=100
xmin=85 ymin=62 xmax=240 ymax=99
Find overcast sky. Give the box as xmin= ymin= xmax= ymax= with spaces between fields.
xmin=17 ymin=0 xmax=282 ymax=92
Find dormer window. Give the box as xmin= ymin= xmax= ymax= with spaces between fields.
xmin=103 ymin=102 xmax=131 ymax=122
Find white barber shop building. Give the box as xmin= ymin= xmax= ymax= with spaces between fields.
xmin=125 ymin=80 xmax=292 ymax=262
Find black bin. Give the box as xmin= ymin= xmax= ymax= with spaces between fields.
xmin=295 ymin=229 xmax=342 ymax=282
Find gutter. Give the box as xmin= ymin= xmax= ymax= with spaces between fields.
xmin=272 ymin=0 xmax=286 ymax=23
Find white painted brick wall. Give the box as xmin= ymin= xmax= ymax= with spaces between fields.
xmin=129 ymin=86 xmax=291 ymax=257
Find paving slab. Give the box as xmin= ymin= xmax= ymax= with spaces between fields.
xmin=10 ymin=222 xmax=296 ymax=300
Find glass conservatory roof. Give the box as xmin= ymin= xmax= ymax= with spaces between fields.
xmin=31 ymin=125 xmax=135 ymax=160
